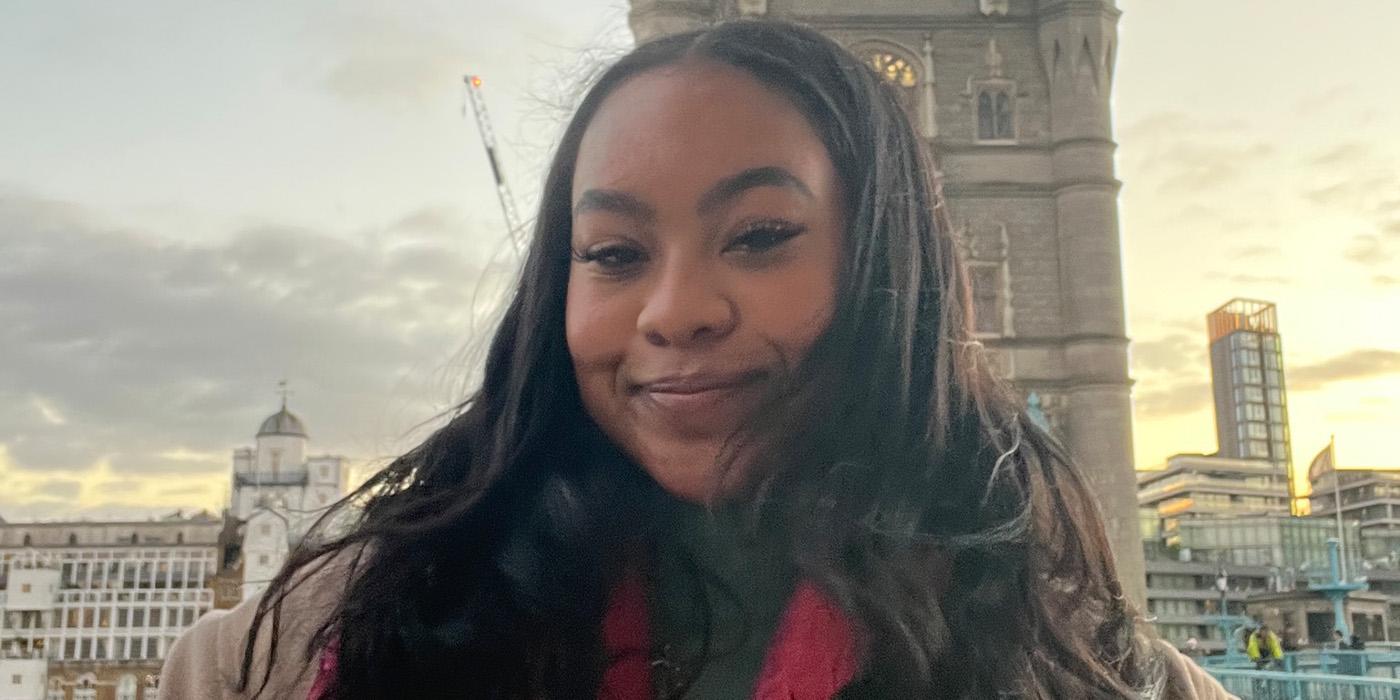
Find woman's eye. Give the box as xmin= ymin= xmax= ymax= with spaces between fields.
xmin=726 ymin=222 xmax=805 ymax=254
xmin=573 ymin=244 xmax=646 ymax=273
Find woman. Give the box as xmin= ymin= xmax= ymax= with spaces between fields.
xmin=161 ymin=20 xmax=1230 ymax=699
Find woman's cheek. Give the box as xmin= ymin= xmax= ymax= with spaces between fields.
xmin=567 ymin=282 xmax=628 ymax=352
xmin=746 ymin=263 xmax=837 ymax=352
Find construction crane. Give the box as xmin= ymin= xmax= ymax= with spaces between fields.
xmin=463 ymin=74 xmax=525 ymax=250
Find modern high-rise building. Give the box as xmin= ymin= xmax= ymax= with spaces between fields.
xmin=628 ymin=0 xmax=1145 ymax=606
xmin=1207 ymin=299 xmax=1294 ymax=507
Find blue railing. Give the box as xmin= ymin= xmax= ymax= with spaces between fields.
xmin=1203 ymin=650 xmax=1400 ymax=678
xmin=1206 ymin=667 xmax=1400 ymax=699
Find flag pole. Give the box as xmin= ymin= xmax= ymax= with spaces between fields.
xmin=1331 ymin=434 xmax=1347 ymax=582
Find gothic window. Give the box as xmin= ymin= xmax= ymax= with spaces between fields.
xmin=957 ymin=220 xmax=1012 ymax=338
xmin=977 ymin=88 xmax=1014 ymax=140
xmin=867 ymin=52 xmax=917 ymax=88
xmin=968 ymin=264 xmax=1005 ymax=335
xmin=995 ymin=92 xmax=1012 ymax=137
xmin=860 ymin=48 xmax=919 ymax=116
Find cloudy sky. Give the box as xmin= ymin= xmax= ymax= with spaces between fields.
xmin=2 ymin=1 xmax=1397 ymax=520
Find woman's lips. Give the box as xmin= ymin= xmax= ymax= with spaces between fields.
xmin=633 ymin=370 xmax=768 ymax=433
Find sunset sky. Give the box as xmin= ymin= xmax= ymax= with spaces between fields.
xmin=2 ymin=1 xmax=1397 ymax=519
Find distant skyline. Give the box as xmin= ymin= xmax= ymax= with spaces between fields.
xmin=2 ymin=1 xmax=1397 ymax=519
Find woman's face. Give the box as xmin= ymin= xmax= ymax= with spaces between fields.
xmin=566 ymin=61 xmax=844 ymax=503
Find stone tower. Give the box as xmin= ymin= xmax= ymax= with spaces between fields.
xmin=629 ymin=0 xmax=1143 ymax=604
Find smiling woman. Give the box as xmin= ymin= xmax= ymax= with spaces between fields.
xmin=159 ymin=19 xmax=1229 ymax=700
xmin=567 ymin=63 xmax=843 ymax=503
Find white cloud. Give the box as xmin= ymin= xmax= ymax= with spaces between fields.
xmin=0 ymin=191 xmax=517 ymax=513
xmin=31 ymin=396 xmax=67 ymax=426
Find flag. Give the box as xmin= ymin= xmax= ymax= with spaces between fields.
xmin=1308 ymin=442 xmax=1335 ymax=484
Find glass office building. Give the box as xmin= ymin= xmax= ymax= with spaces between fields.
xmin=1207 ymin=300 xmax=1293 ymax=490
xmin=1312 ymin=469 xmax=1400 ymax=563
xmin=1176 ymin=515 xmax=1360 ymax=573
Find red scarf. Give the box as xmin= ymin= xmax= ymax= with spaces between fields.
xmin=310 ymin=572 xmax=858 ymax=699
xmin=600 ymin=569 xmax=859 ymax=699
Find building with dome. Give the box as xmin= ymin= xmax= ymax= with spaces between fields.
xmin=229 ymin=402 xmax=346 ymax=600
xmin=0 ymin=403 xmax=345 ymax=698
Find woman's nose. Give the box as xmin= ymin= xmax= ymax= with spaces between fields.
xmin=636 ymin=261 xmax=737 ymax=347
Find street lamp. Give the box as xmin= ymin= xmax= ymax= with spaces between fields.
xmin=1206 ymin=561 xmax=1250 ymax=662
xmin=1215 ymin=564 xmax=1231 ymax=650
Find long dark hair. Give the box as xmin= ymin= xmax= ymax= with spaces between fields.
xmin=242 ymin=19 xmax=1155 ymax=699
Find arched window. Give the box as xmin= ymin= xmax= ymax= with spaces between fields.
xmin=22 ymin=533 xmax=32 ymax=546
xmin=977 ymin=91 xmax=995 ymax=139
xmin=176 ymin=532 xmax=184 ymax=544
xmin=866 ymin=51 xmax=917 ymax=88
xmin=969 ymin=264 xmax=1005 ymax=335
xmin=995 ymin=92 xmax=1013 ymax=139
xmin=131 ymin=532 xmax=139 ymax=544
xmin=956 ymin=221 xmax=1012 ymax=338
xmin=860 ymin=48 xmax=920 ymax=116
xmin=977 ymin=88 xmax=1014 ymax=140
xmin=116 ymin=674 xmax=138 ymax=700
xmin=74 ymin=675 xmax=97 ymax=700
xmin=68 ymin=533 xmax=78 ymax=545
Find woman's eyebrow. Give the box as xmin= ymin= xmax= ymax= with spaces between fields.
xmin=697 ymin=166 xmax=813 ymax=215
xmin=573 ymin=189 xmax=657 ymax=221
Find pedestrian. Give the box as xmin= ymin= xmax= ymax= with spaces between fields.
xmin=159 ymin=19 xmax=1232 ymax=700
xmin=1248 ymin=623 xmax=1284 ymax=670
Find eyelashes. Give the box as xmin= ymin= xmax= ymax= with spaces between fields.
xmin=571 ymin=244 xmax=644 ymax=271
xmin=725 ymin=220 xmax=806 ymax=253
xmin=571 ymin=219 xmax=807 ymax=277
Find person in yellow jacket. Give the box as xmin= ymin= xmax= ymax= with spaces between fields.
xmin=1248 ymin=623 xmax=1285 ymax=669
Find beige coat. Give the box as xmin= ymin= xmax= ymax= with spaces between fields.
xmin=159 ymin=551 xmax=349 ymax=700
xmin=160 ymin=556 xmax=1237 ymax=699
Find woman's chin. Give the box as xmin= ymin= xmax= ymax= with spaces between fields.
xmin=636 ymin=450 xmax=747 ymax=504
xmin=643 ymin=463 xmax=724 ymax=503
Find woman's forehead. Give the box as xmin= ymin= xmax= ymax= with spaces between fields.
xmin=571 ymin=62 xmax=836 ymax=203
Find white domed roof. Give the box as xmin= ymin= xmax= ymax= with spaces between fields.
xmin=257 ymin=407 xmax=307 ymax=438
